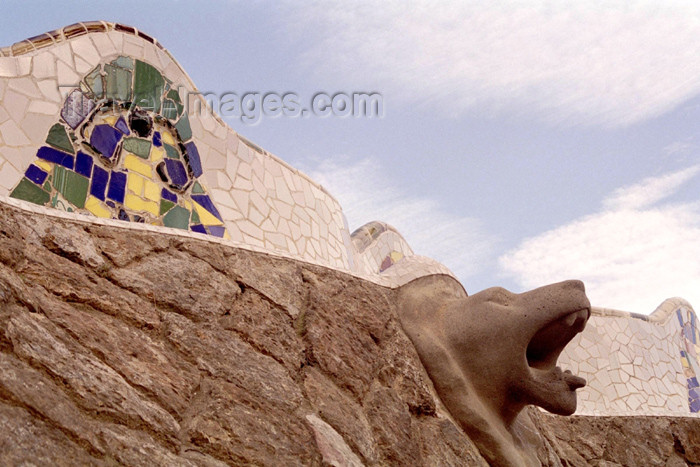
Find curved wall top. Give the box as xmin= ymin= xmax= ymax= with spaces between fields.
xmin=0 ymin=21 xmax=453 ymax=287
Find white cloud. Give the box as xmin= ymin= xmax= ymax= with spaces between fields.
xmin=283 ymin=1 xmax=700 ymax=127
xmin=499 ymin=165 xmax=700 ymax=313
xmin=604 ymin=165 xmax=700 ymax=210
xmin=302 ymin=157 xmax=494 ymax=280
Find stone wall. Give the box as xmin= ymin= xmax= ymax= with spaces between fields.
xmin=0 ymin=201 xmax=698 ymax=466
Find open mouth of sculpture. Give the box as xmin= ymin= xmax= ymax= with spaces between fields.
xmin=525 ymin=307 xmax=589 ymax=389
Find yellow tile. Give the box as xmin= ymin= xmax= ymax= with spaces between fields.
xmin=193 ymin=200 xmax=224 ymax=226
xmin=85 ymin=195 xmax=112 ymax=218
xmin=150 ymin=146 xmax=165 ymax=163
xmin=127 ymin=173 xmax=144 ymax=195
xmin=390 ymin=251 xmax=404 ymax=262
xmin=161 ymin=131 xmax=175 ymax=146
xmin=102 ymin=115 xmax=118 ymax=125
xmin=34 ymin=159 xmax=53 ymax=172
xmin=124 ymin=193 xmax=159 ymax=216
xmin=223 ymin=230 xmax=231 ymax=240
xmin=143 ymin=178 xmax=160 ymax=202
xmin=124 ymin=153 xmax=153 ymax=178
xmin=183 ymin=199 xmax=192 ymax=209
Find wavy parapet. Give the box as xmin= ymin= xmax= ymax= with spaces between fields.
xmin=559 ymin=298 xmax=700 ymax=415
xmin=0 ymin=21 xmax=453 ymax=287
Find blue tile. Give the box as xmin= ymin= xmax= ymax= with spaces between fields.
xmin=90 ymin=124 xmax=123 ymax=160
xmin=191 ymin=224 xmax=206 ymax=234
xmin=191 ymin=194 xmax=223 ymax=221
xmin=115 ymin=116 xmax=130 ymax=135
xmin=75 ymin=151 xmax=94 ymax=178
xmin=153 ymin=131 xmax=162 ymax=147
xmin=161 ymin=188 xmax=177 ymax=203
xmin=184 ymin=141 xmax=202 ymax=177
xmin=164 ymin=158 xmax=189 ymax=187
xmin=37 ymin=146 xmax=74 ymax=169
xmin=107 ymin=171 xmax=126 ymax=203
xmin=690 ymin=399 xmax=700 ymax=413
xmin=25 ymin=164 xmax=48 ymax=185
xmin=690 ymin=377 xmax=699 ymax=389
xmin=90 ymin=165 xmax=109 ymax=201
xmin=209 ymin=225 xmax=226 ymax=238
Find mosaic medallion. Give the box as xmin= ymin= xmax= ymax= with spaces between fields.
xmin=10 ymin=55 xmax=229 ymax=239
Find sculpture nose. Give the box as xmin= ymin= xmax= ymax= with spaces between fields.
xmin=561 ymin=280 xmax=585 ymax=293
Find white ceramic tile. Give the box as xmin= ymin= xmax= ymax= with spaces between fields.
xmin=0 ymin=120 xmax=30 ymax=146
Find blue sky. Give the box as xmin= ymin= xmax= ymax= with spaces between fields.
xmin=3 ymin=1 xmax=700 ymax=313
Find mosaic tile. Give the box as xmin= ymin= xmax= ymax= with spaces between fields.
xmin=53 ymin=165 xmax=89 ymax=209
xmin=159 ymin=198 xmax=174 ymax=215
xmin=85 ymin=66 xmax=104 ymax=98
xmin=123 ymin=137 xmax=151 ymax=158
xmin=163 ymin=205 xmax=190 ymax=229
xmin=25 ymin=164 xmax=48 ymax=185
xmin=10 ymin=177 xmax=50 ymax=205
xmin=90 ymin=165 xmax=109 ymax=200
xmin=133 ymin=60 xmax=164 ymax=112
xmin=160 ymin=187 xmax=177 ymax=203
xmin=75 ymin=151 xmax=94 ymax=178
xmin=46 ymin=123 xmax=75 ymax=154
xmin=37 ymin=146 xmax=74 ymax=169
xmin=115 ymin=116 xmax=130 ymax=135
xmin=61 ymin=89 xmax=95 ymax=129
xmin=163 ymin=143 xmax=179 ymax=159
xmin=90 ymin=124 xmax=123 ymax=161
xmin=104 ymin=64 xmax=132 ymax=102
xmin=175 ymin=113 xmax=192 ymax=141
xmin=184 ymin=141 xmax=202 ymax=177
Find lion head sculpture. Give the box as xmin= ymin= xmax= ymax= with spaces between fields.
xmin=397 ymin=275 xmax=590 ymax=466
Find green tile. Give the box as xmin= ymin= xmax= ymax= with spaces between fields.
xmin=159 ymin=199 xmax=175 ymax=215
xmin=162 ymin=99 xmax=178 ymax=120
xmin=85 ymin=66 xmax=104 ymax=98
xmin=43 ymin=180 xmax=51 ymax=191
xmin=46 ymin=123 xmax=75 ymax=154
xmin=53 ymin=166 xmax=88 ymax=209
xmin=163 ymin=205 xmax=190 ymax=230
xmin=192 ymin=181 xmax=204 ymax=193
xmin=167 ymin=89 xmax=182 ymax=104
xmin=133 ymin=60 xmax=164 ymax=112
xmin=10 ymin=178 xmax=50 ymax=205
xmin=123 ymin=138 xmax=151 ymax=158
xmin=112 ymin=56 xmax=133 ymax=70
xmin=167 ymin=89 xmax=184 ymax=115
xmin=163 ymin=143 xmax=180 ymax=159
xmin=175 ymin=113 xmax=192 ymax=141
xmin=105 ymin=64 xmax=132 ymax=102
xmin=190 ymin=206 xmax=200 ymax=224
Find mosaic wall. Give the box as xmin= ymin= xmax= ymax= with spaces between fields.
xmin=558 ymin=298 xmax=700 ymax=415
xmin=2 ymin=21 xmax=699 ymax=417
xmin=0 ymin=21 xmax=452 ymax=286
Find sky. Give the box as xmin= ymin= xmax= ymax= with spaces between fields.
xmin=2 ymin=1 xmax=699 ymax=313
